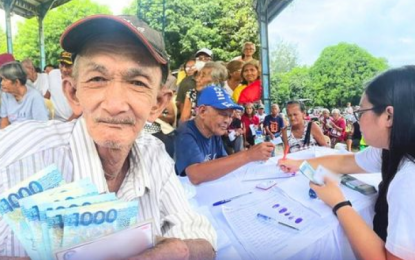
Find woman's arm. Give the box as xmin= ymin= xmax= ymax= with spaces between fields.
xmin=311 ymin=122 xmax=329 ymax=147
xmin=310 ymin=178 xmax=402 ymax=260
xmin=179 ymin=96 xmax=192 ymax=123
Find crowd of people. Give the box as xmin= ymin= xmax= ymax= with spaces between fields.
xmin=0 ymin=13 xmax=414 ymax=260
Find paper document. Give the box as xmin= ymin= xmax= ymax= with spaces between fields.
xmin=222 ymin=189 xmax=336 ymax=260
xmin=54 ymin=220 xmax=154 ymax=260
xmin=278 ymin=173 xmax=373 ymax=218
xmin=228 ymin=130 xmax=236 ymax=142
xmin=243 ymin=162 xmax=294 ymax=181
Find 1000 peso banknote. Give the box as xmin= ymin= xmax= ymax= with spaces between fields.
xmin=0 ymin=164 xmax=64 ymax=260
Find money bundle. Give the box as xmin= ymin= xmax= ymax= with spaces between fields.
xmin=0 ymin=164 xmax=146 ymax=260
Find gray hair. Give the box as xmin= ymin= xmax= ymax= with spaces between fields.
xmin=203 ymin=61 xmax=228 ymax=85
xmin=322 ymin=108 xmax=330 ymax=114
xmin=21 ymin=58 xmax=35 ymax=70
xmin=331 ymin=108 xmax=341 ymax=115
xmin=0 ymin=61 xmax=27 ymax=85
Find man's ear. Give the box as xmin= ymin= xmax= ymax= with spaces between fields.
xmin=63 ymin=77 xmax=83 ymax=116
xmin=385 ymin=105 xmax=394 ymax=127
xmin=148 ymin=88 xmax=173 ymax=122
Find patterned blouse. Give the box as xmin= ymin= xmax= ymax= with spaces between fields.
xmin=287 ymin=122 xmax=318 ymax=153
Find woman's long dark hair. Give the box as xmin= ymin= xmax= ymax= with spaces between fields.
xmin=365 ymin=65 xmax=415 ymax=241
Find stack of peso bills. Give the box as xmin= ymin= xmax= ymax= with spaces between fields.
xmin=0 ymin=164 xmax=154 ymax=260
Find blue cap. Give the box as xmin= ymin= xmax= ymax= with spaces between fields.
xmin=197 ymin=85 xmax=243 ymax=110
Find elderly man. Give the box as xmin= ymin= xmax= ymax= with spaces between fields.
xmin=46 ymin=51 xmax=75 ymax=121
xmin=21 ymin=58 xmax=50 ymax=97
xmin=175 ymin=86 xmax=275 ymax=184
xmin=0 ymin=15 xmax=216 ymax=260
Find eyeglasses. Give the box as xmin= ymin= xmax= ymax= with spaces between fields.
xmin=353 ymin=107 xmax=379 ymax=121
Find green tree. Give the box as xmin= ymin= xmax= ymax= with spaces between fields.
xmin=123 ymin=0 xmax=259 ymax=69
xmin=0 ymin=27 xmax=7 ymax=53
xmin=270 ymin=40 xmax=299 ymax=75
xmin=271 ymin=66 xmax=311 ymax=105
xmin=13 ymin=0 xmax=111 ymax=67
xmin=269 ymin=40 xmax=302 ymax=105
xmin=309 ymin=42 xmax=388 ymax=108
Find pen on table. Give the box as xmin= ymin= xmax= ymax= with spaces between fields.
xmin=212 ymin=191 xmax=253 ymax=206
xmin=256 ymin=213 xmax=299 ymax=231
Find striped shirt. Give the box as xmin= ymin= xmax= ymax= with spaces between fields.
xmin=0 ymin=118 xmax=216 ymax=257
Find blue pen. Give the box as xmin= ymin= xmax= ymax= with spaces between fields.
xmin=212 ymin=191 xmax=253 ymax=206
xmin=257 ymin=213 xmax=299 ymax=231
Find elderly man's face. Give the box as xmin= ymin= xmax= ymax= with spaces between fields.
xmin=200 ymin=106 xmax=233 ymax=136
xmin=69 ymin=38 xmax=164 ymax=149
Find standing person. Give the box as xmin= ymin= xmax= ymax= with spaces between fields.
xmin=223 ymin=60 xmax=243 ymax=96
xmin=180 ymin=61 xmax=227 ymax=122
xmin=241 ymin=103 xmax=260 ymax=148
xmin=233 ymin=42 xmax=257 ymax=63
xmin=0 ymin=14 xmax=216 ymax=259
xmin=282 ymin=101 xmax=328 ymax=153
xmin=46 ymin=51 xmax=75 ymax=121
xmin=279 ymin=66 xmax=415 ymax=260
xmin=263 ymin=104 xmax=285 ymax=140
xmin=256 ymin=104 xmax=267 ymax=127
xmin=176 ymin=49 xmax=213 ymax=114
xmin=21 ymin=58 xmax=50 ymax=97
xmin=232 ymin=60 xmax=262 ymax=104
xmin=0 ymin=62 xmax=48 ymax=129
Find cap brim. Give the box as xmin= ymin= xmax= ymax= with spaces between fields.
xmin=58 ymin=59 xmax=73 ymax=65
xmin=60 ymin=15 xmax=167 ymax=65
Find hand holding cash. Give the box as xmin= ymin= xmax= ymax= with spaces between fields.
xmin=0 ymin=165 xmax=154 ymax=260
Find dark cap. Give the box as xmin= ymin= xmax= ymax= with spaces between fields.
xmin=60 ymin=14 xmax=168 ymax=77
xmin=58 ymin=51 xmax=73 ymax=65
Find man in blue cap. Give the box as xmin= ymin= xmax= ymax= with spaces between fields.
xmin=175 ymin=85 xmax=275 ymax=185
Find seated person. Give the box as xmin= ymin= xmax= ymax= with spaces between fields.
xmin=175 ymin=86 xmax=274 ymax=184
xmin=263 ymin=104 xmax=285 ymax=139
xmin=282 ymin=101 xmax=328 ymax=152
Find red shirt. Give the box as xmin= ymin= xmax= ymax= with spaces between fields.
xmin=241 ymin=114 xmax=260 ymax=137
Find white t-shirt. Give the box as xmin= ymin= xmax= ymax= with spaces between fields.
xmin=27 ymin=73 xmax=49 ymax=96
xmin=222 ymin=81 xmax=233 ymax=96
xmin=355 ymin=147 xmax=415 ymax=260
xmin=47 ymin=69 xmax=73 ymax=121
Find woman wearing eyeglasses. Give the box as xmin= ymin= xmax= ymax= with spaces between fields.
xmin=279 ymin=66 xmax=415 ymax=260
xmin=0 ymin=62 xmax=48 ymax=129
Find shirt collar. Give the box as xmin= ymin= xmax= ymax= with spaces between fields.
xmin=69 ymin=116 xmax=151 ymax=196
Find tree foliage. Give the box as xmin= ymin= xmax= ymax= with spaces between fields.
xmin=271 ymin=42 xmax=388 ymax=109
xmin=0 ymin=27 xmax=7 ymax=53
xmin=123 ymin=0 xmax=259 ymax=69
xmin=271 ymin=66 xmax=311 ymax=105
xmin=309 ymin=42 xmax=388 ymax=108
xmin=270 ymin=40 xmax=299 ymax=75
xmin=13 ymin=0 xmax=111 ymax=67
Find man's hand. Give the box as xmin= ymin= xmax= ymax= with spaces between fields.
xmin=129 ymin=237 xmax=189 ymax=260
xmin=246 ymin=142 xmax=274 ymax=162
xmin=129 ymin=237 xmax=214 ymax=260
